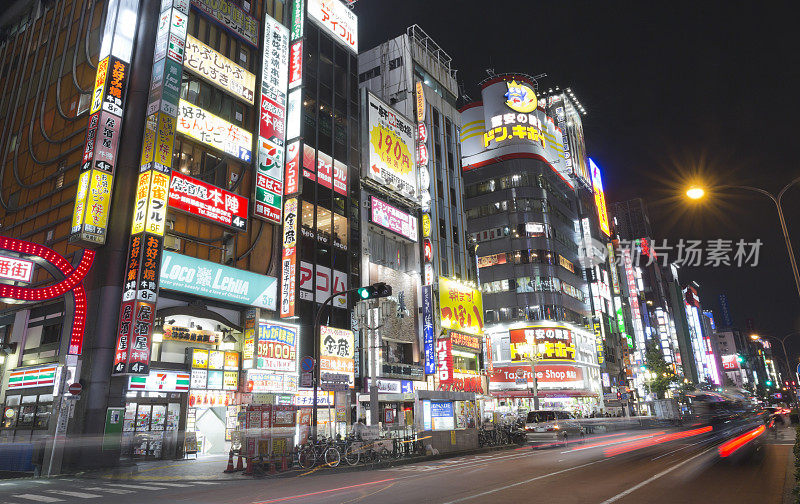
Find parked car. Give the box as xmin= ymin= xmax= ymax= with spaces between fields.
xmin=525 ymin=410 xmax=585 ymax=445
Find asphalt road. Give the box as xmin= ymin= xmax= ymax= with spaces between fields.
xmin=0 ymin=423 xmax=793 ymax=504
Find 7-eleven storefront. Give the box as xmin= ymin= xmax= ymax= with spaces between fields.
xmin=122 ymin=371 xmax=190 ymax=460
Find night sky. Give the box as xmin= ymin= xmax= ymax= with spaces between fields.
xmin=353 ymin=1 xmax=800 ymax=361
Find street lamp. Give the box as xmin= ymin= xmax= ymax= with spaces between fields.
xmin=685 ymin=177 xmax=800 ymax=303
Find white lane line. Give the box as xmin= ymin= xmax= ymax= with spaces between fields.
xmin=15 ymin=495 xmax=63 ymax=503
xmin=45 ymin=490 xmax=103 ymax=498
xmin=104 ymin=483 xmax=167 ymax=490
xmin=442 ymin=458 xmax=608 ymax=504
xmin=189 ymin=481 xmax=220 ymax=485
xmin=143 ymin=482 xmax=191 ymax=487
xmin=651 ymin=439 xmax=709 ymax=461
xmin=598 ymin=446 xmax=715 ymax=504
xmin=84 ymin=486 xmax=134 ymax=494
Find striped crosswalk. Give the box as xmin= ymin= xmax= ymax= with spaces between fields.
xmin=1 ymin=480 xmax=221 ymax=503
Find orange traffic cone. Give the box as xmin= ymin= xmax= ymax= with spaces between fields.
xmin=223 ymin=450 xmax=235 ymax=473
xmin=235 ymin=452 xmax=244 ymax=471
xmin=244 ymin=457 xmax=254 ymax=476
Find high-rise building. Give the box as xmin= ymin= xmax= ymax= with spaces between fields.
xmin=611 ymin=198 xmax=653 ymax=241
xmin=460 ymin=74 xmax=603 ymax=415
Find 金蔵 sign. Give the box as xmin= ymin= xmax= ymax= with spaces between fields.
xmin=320 ymin=326 xmax=354 ymax=388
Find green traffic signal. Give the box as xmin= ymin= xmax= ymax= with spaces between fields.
xmin=766 ymin=380 xmax=773 ymax=387
xmin=356 ymin=282 xmax=392 ymax=300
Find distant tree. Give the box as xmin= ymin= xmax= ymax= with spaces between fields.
xmin=644 ymin=340 xmax=677 ymax=399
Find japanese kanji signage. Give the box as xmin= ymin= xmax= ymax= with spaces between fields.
xmin=589 ymin=158 xmax=611 ymax=236
xmin=436 ymin=337 xmax=453 ymax=385
xmin=176 ymin=99 xmax=252 ymax=163
xmin=71 ymin=55 xmax=131 ymax=246
xmin=159 ymin=251 xmax=278 ymax=310
xmin=509 ymin=326 xmax=576 ymax=363
xmin=370 ymin=196 xmax=417 ymax=242
xmin=302 ymin=145 xmax=348 ymax=196
xmin=0 ymin=255 xmax=34 ymax=283
xmin=114 ymin=0 xmax=189 ymax=375
xmin=438 ymin=277 xmax=484 ymax=335
xmin=254 ymin=14 xmax=290 ymax=224
xmin=308 ymin=0 xmax=357 ymax=52
xmin=366 ymin=92 xmax=418 ymax=202
xmin=280 ymin=198 xmax=298 ymax=318
xmin=257 ymin=322 xmax=298 ymax=371
xmin=422 ymin=285 xmax=435 ymax=375
xmin=320 ymin=326 xmax=354 ymax=388
xmin=168 ymin=171 xmax=249 ymax=231
xmin=183 ymin=34 xmax=256 ymax=104
xmin=190 ymin=0 xmax=259 ymax=47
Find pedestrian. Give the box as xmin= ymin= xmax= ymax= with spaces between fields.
xmin=352 ymin=416 xmax=367 ymax=440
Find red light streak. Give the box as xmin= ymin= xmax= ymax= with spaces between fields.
xmin=717 ymin=425 xmax=766 ymax=457
xmin=604 ymin=426 xmax=713 ymax=457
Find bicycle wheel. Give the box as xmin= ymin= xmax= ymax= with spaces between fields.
xmin=298 ymin=447 xmax=316 ymax=469
xmin=324 ymin=446 xmax=341 ymax=467
xmin=344 ymin=443 xmax=361 ymax=466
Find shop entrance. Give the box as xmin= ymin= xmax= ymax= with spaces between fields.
xmin=123 ymin=397 xmax=181 ymax=460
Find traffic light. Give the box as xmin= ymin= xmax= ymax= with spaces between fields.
xmin=736 ymin=355 xmax=744 ymax=364
xmin=356 ymin=282 xmax=392 ymax=300
xmin=766 ymin=380 xmax=773 ymax=387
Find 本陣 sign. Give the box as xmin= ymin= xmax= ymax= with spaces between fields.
xmin=183 ymin=34 xmax=255 ymax=104
xmin=168 ymin=171 xmax=248 ymax=231
xmin=320 ymin=326 xmax=354 ymax=388
xmin=160 ymin=251 xmax=277 ymax=310
xmin=370 ymin=196 xmax=417 ymax=242
xmin=439 ymin=277 xmax=484 ymax=335
xmin=366 ymin=93 xmax=417 ymax=201
xmin=177 ymin=99 xmax=252 ymax=163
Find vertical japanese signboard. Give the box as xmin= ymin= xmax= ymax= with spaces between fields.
xmin=254 ymin=15 xmax=289 ymax=224
xmin=422 ymin=285 xmax=435 ymax=375
xmin=280 ymin=198 xmax=298 ymax=318
xmin=70 ymin=0 xmax=140 ymax=247
xmin=113 ymin=0 xmax=189 ymax=375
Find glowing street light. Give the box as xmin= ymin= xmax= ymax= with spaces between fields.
xmin=683 ymin=177 xmax=800 ymax=304
xmin=685 ymin=187 xmax=705 ymax=200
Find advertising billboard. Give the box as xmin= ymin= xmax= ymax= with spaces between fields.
xmin=129 ymin=370 xmax=191 ymax=392
xmin=307 ymin=0 xmax=357 ymax=52
xmin=168 ymin=171 xmax=248 ymax=231
xmin=159 ymin=251 xmax=277 ymax=310
xmin=302 ymin=145 xmax=348 ymax=196
xmin=422 ymin=285 xmax=435 ymax=374
xmin=189 ymin=0 xmax=258 ymax=47
xmin=438 ymin=277 xmax=484 ymax=335
xmin=254 ymin=14 xmax=289 ymax=224
xmin=369 ymin=196 xmax=418 ymax=242
xmin=366 ymin=92 xmax=418 ymax=202
xmin=183 ymin=34 xmax=256 ymax=104
xmin=589 ymin=158 xmax=611 ymax=236
xmin=459 ymin=77 xmax=566 ymax=178
xmin=508 ymin=326 xmax=576 ymax=363
xmin=298 ymin=261 xmax=347 ymax=307
xmin=489 ymin=365 xmax=584 ymax=390
xmin=436 ymin=337 xmax=453 ymax=385
xmin=176 ymin=99 xmax=252 ymax=163
xmin=257 ymin=321 xmax=298 ymax=372
xmin=280 ymin=198 xmax=298 ymax=318
xmin=320 ymin=326 xmax=355 ymax=388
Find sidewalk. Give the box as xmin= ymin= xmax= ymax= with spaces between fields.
xmin=78 ymin=454 xmax=238 ymax=481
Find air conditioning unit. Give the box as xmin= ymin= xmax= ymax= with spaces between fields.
xmin=164 ymin=235 xmax=181 ymax=251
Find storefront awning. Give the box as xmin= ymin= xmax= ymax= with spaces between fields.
xmin=489 ymin=389 xmax=598 ymax=398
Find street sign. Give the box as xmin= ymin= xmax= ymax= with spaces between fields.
xmin=68 ymin=382 xmax=82 ymax=396
xmin=301 ymin=356 xmax=315 ymax=372
xmin=300 ymin=372 xmax=312 ymax=387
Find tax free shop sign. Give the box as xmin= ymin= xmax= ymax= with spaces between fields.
xmin=160 ymin=251 xmax=277 ymax=310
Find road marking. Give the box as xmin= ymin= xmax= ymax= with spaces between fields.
xmin=104 ymin=483 xmax=167 ymax=490
xmin=84 ymin=486 xmax=134 ymax=494
xmin=598 ymin=446 xmax=716 ymax=504
xmin=651 ymin=438 xmax=710 ymax=460
xmin=15 ymin=495 xmax=63 ymax=503
xmin=252 ymin=478 xmax=397 ymax=504
xmin=46 ymin=490 xmax=102 ymax=498
xmin=441 ymin=459 xmax=608 ymax=504
xmin=144 ymin=482 xmax=191 ymax=487
xmin=187 ymin=481 xmax=220 ymax=485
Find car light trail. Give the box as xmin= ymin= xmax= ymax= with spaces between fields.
xmin=717 ymin=425 xmax=766 ymax=458
xmin=604 ymin=426 xmax=713 ymax=457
